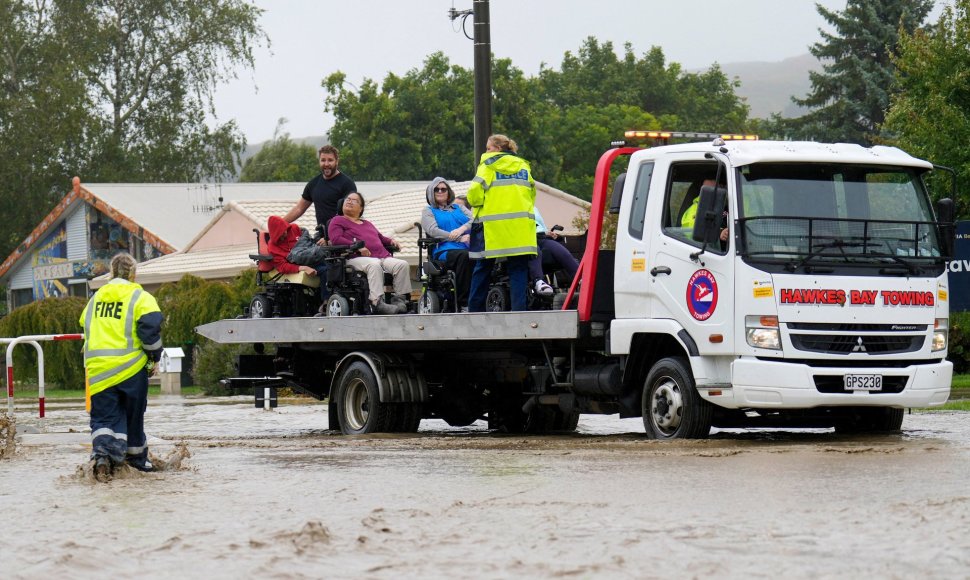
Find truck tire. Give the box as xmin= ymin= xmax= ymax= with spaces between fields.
xmin=249 ymin=295 xmax=272 ymax=319
xmin=834 ymin=407 xmax=905 ymax=434
xmin=642 ymin=357 xmax=713 ymax=439
xmin=334 ymin=361 xmax=395 ymax=434
xmin=418 ymin=290 xmax=441 ymax=314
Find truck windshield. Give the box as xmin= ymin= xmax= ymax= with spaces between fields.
xmin=737 ymin=163 xmax=944 ymax=275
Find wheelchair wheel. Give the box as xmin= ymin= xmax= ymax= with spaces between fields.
xmin=325 ymin=294 xmax=352 ymax=317
xmin=485 ymin=285 xmax=510 ymax=312
xmin=419 ymin=289 xmax=442 ymax=314
xmin=250 ymin=295 xmax=272 ymax=318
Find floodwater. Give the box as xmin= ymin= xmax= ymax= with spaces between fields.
xmin=1 ymin=397 xmax=969 ymax=579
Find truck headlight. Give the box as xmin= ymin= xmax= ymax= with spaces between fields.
xmin=746 ymin=315 xmax=780 ymax=350
xmin=932 ymin=318 xmax=948 ymax=352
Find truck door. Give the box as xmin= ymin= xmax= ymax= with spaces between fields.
xmin=613 ymin=159 xmax=656 ymax=318
xmin=647 ymin=155 xmax=735 ymax=354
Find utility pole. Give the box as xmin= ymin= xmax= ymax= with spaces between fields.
xmin=449 ymin=2 xmax=492 ymax=162
xmin=472 ymin=0 xmax=492 ymax=162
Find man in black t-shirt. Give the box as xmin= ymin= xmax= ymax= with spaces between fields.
xmin=283 ymin=145 xmax=357 ymax=240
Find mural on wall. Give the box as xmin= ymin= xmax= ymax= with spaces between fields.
xmin=31 ymin=223 xmax=68 ymax=299
xmin=87 ymin=206 xmax=164 ymax=266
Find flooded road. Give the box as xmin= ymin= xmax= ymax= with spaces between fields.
xmin=2 ymin=398 xmax=969 ymax=578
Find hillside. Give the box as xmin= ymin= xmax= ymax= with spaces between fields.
xmin=718 ymin=53 xmax=822 ymax=119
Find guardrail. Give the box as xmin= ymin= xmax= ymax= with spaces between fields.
xmin=3 ymin=334 xmax=83 ymax=418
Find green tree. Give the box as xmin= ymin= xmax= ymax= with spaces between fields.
xmin=0 ymin=0 xmax=91 ymax=258
xmin=884 ymin=0 xmax=970 ymax=216
xmin=785 ymin=0 xmax=932 ymax=145
xmin=324 ymin=52 xmax=476 ymax=181
xmin=240 ymin=119 xmax=319 ymax=182
xmin=55 ymin=0 xmax=265 ymax=182
xmin=537 ymin=38 xmax=748 ymax=132
xmin=323 ymin=41 xmax=748 ymax=199
xmin=0 ymin=0 xmax=266 ymax=260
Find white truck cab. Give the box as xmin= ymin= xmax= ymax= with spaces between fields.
xmin=607 ymin=134 xmax=952 ymax=432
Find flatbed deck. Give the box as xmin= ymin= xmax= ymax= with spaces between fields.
xmin=196 ymin=310 xmax=581 ymax=346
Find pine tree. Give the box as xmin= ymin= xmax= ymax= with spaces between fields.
xmin=786 ymin=0 xmax=932 ymax=145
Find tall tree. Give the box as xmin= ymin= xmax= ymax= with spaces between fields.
xmin=884 ymin=0 xmax=970 ymax=216
xmin=239 ymin=119 xmax=319 ymax=182
xmin=324 ymin=53 xmax=475 ymax=181
xmin=785 ymin=0 xmax=932 ymax=145
xmin=55 ymin=0 xmax=265 ymax=182
xmin=537 ymin=38 xmax=749 ymax=132
xmin=0 ymin=0 xmax=266 ymax=261
xmin=0 ymin=0 xmax=90 ymax=256
xmin=323 ymin=42 xmax=748 ymax=200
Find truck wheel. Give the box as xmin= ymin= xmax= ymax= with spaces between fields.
xmin=335 ymin=361 xmax=394 ymax=434
xmin=325 ymin=294 xmax=351 ymax=317
xmin=250 ymin=295 xmax=272 ymax=319
xmin=834 ymin=407 xmax=905 ymax=434
xmin=486 ymin=286 xmax=510 ymax=312
xmin=418 ymin=290 xmax=441 ymax=314
xmin=642 ymin=357 xmax=712 ymax=439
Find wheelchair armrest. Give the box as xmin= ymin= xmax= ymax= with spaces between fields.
xmin=321 ymin=240 xmax=365 ymax=258
xmin=249 ymin=253 xmax=273 ymax=261
xmin=417 ymin=237 xmax=439 ymax=249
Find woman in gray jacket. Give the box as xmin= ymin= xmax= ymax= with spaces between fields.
xmin=420 ymin=177 xmax=473 ymax=311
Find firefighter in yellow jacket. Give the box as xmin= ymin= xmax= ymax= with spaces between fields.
xmin=466 ymin=134 xmax=537 ymax=311
xmin=80 ymin=253 xmax=163 ymax=481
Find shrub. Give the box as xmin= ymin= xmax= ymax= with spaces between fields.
xmin=156 ymin=270 xmax=256 ymax=345
xmin=154 ymin=270 xmax=258 ymax=395
xmin=0 ymin=297 xmax=86 ymax=389
xmin=948 ymin=311 xmax=970 ymax=374
xmin=191 ymin=338 xmax=254 ymax=395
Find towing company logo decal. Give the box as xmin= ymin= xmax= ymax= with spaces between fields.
xmin=687 ymin=269 xmax=718 ymax=321
xmin=778 ymin=288 xmax=934 ymax=307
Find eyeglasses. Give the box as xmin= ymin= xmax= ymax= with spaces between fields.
xmin=344 ymin=198 xmax=360 ymax=204
xmin=433 ymin=187 xmax=449 ymax=192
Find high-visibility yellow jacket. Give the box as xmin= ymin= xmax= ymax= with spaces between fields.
xmin=466 ymin=151 xmax=537 ymax=259
xmin=80 ymin=278 xmax=163 ymax=396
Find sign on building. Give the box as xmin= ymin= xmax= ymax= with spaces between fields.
xmin=948 ymin=221 xmax=970 ymax=313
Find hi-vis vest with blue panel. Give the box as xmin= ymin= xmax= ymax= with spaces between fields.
xmin=80 ymin=279 xmax=162 ymax=396
xmin=466 ymin=151 xmax=537 ymax=259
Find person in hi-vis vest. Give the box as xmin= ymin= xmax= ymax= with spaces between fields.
xmin=80 ymin=253 xmax=163 ymax=481
xmin=466 ymin=134 xmax=538 ymax=312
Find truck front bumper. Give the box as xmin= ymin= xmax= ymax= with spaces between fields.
xmin=700 ymin=358 xmax=952 ymax=410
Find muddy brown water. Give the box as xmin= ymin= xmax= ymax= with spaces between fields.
xmin=1 ymin=397 xmax=968 ymax=578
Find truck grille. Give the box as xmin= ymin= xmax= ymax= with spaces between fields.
xmin=790 ymin=334 xmax=924 ymax=355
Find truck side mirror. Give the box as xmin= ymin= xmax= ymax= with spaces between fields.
xmin=608 ymin=173 xmax=626 ymax=215
xmin=692 ymin=185 xmax=727 ymax=245
xmin=936 ymin=197 xmax=955 ymax=257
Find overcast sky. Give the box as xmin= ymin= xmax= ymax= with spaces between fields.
xmin=211 ymin=1 xmax=941 ymax=144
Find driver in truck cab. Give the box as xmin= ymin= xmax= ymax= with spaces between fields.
xmin=680 ymin=178 xmax=729 ymax=243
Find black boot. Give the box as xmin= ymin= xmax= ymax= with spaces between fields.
xmin=94 ymin=456 xmax=112 ymax=483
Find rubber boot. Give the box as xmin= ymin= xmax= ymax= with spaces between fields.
xmin=94 ymin=456 xmax=112 ymax=483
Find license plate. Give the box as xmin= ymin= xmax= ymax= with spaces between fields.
xmin=843 ymin=374 xmax=883 ymax=391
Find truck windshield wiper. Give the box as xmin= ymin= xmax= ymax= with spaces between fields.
xmin=785 ymin=239 xmax=865 ymax=272
xmin=868 ymin=251 xmax=921 ymax=275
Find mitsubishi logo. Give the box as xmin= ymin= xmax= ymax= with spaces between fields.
xmin=852 ymin=337 xmax=867 ymax=352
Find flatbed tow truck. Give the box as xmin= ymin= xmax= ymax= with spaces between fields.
xmin=198 ymin=131 xmax=955 ymax=438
